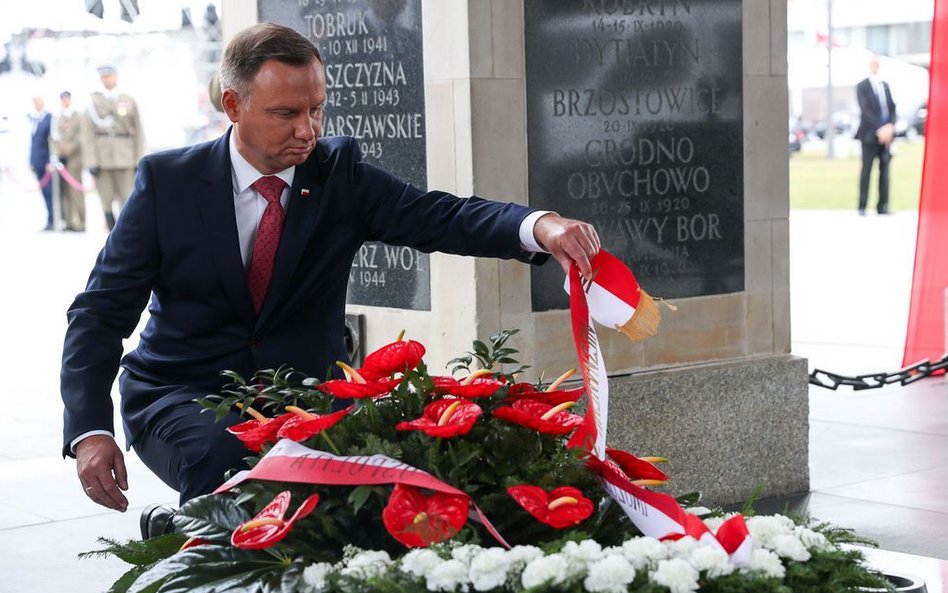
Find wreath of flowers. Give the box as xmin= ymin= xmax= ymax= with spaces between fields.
xmin=85 ymin=330 xmax=890 ymax=593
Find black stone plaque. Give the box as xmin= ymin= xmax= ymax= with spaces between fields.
xmin=525 ymin=0 xmax=744 ymax=311
xmin=260 ymin=0 xmax=430 ymax=310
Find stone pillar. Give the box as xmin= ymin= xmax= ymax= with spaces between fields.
xmin=222 ymin=0 xmax=804 ymax=505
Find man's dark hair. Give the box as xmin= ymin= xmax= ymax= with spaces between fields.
xmin=219 ymin=23 xmax=322 ymax=105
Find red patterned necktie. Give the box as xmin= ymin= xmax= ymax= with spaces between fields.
xmin=248 ymin=175 xmax=287 ymax=314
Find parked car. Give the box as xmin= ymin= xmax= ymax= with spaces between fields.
xmin=789 ymin=116 xmax=805 ymax=153
xmin=909 ymin=102 xmax=927 ymax=137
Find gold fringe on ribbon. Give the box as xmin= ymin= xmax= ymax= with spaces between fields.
xmin=616 ymin=288 xmax=661 ymax=342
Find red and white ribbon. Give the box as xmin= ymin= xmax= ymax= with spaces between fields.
xmin=566 ymin=250 xmax=752 ymax=565
xmin=215 ymin=439 xmax=510 ymax=548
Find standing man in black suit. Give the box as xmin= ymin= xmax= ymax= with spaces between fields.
xmin=62 ymin=23 xmax=599 ymax=518
xmin=855 ymin=54 xmax=897 ymax=215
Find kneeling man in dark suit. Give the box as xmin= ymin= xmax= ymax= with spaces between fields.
xmin=61 ymin=23 xmax=600 ymax=519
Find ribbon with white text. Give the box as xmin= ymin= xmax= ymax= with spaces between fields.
xmin=214 ymin=438 xmax=510 ymax=548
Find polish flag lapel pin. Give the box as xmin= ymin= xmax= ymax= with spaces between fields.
xmin=300 ymin=188 xmax=311 ymax=197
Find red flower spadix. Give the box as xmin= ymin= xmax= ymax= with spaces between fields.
xmin=396 ymin=398 xmax=483 ymax=438
xmin=226 ymin=413 xmax=292 ymax=453
xmin=276 ymin=405 xmax=353 ymax=442
xmin=493 ymin=399 xmax=584 ymax=435
xmin=382 ymin=483 xmax=469 ymax=548
xmin=507 ymin=485 xmax=594 ymax=529
xmin=231 ymin=491 xmax=320 ymax=550
xmin=362 ymin=339 xmax=426 ymax=377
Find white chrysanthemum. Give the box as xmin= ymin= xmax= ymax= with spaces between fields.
xmin=795 ymin=527 xmax=834 ymax=552
xmin=746 ymin=515 xmax=795 ymax=547
xmin=649 ymin=558 xmax=700 ymax=593
xmin=340 ymin=550 xmax=392 ymax=580
xmin=665 ymin=536 xmax=700 ymax=558
xmin=687 ymin=545 xmax=734 ymax=579
xmin=507 ymin=545 xmax=544 ymax=566
xmin=563 ymin=539 xmax=604 ymax=562
xmin=469 ymin=548 xmax=512 ymax=591
xmin=400 ymin=548 xmax=444 ymax=578
xmin=426 ymin=558 xmax=470 ymax=592
xmin=771 ymin=534 xmax=811 ymax=562
xmin=300 ymin=562 xmax=332 ymax=593
xmin=521 ymin=553 xmax=569 ymax=589
xmin=620 ymin=537 xmax=669 ymax=569
xmin=744 ymin=549 xmax=785 ymax=579
xmin=562 ymin=539 xmax=604 ymax=575
xmin=583 ymin=555 xmax=637 ymax=593
xmin=451 ymin=544 xmax=484 ymax=567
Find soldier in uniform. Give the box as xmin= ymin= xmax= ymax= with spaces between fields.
xmin=81 ymin=64 xmax=144 ymax=230
xmin=50 ymin=91 xmax=85 ymax=232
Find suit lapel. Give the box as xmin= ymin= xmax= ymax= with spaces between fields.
xmin=255 ymin=159 xmax=323 ymax=328
xmin=197 ymin=129 xmax=256 ymax=327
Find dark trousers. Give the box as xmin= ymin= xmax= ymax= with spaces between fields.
xmin=859 ymin=140 xmax=891 ymax=213
xmin=132 ymin=399 xmax=250 ymax=506
xmin=34 ymin=169 xmax=53 ymax=227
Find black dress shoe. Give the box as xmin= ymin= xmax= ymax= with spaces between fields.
xmin=140 ymin=504 xmax=178 ymax=539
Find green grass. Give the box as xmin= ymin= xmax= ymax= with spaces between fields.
xmin=789 ymin=139 xmax=924 ymax=211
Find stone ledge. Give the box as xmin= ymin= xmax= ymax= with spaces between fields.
xmin=606 ymin=354 xmax=809 ymax=507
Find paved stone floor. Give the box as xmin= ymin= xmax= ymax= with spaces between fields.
xmin=0 ymin=173 xmax=945 ymax=591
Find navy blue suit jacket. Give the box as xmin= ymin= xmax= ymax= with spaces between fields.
xmin=30 ymin=112 xmax=51 ymax=173
xmin=61 ymin=131 xmax=543 ymax=455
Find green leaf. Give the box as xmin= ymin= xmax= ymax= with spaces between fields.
xmin=173 ymin=495 xmax=250 ymax=542
xmin=79 ymin=535 xmax=185 ymax=567
xmin=348 ymin=485 xmax=372 ymax=514
xmin=675 ymin=491 xmax=703 ymax=509
xmin=128 ymin=547 xmax=284 ymax=593
xmin=108 ymin=564 xmax=152 ymax=593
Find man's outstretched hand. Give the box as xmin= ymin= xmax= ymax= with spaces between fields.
xmin=533 ymin=213 xmax=601 ymax=276
xmin=76 ymin=434 xmax=129 ymax=512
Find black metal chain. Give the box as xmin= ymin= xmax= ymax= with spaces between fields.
xmin=809 ymin=353 xmax=948 ymax=390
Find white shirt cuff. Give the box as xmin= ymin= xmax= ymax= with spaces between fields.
xmin=519 ymin=210 xmax=553 ymax=253
xmin=70 ymin=430 xmax=114 ymax=454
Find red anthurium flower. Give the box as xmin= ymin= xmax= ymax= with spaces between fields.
xmin=231 ymin=491 xmax=320 ymax=550
xmin=317 ymin=377 xmax=402 ymax=399
xmin=506 ymin=382 xmax=585 ymax=406
xmin=382 ymin=483 xmax=469 ymax=548
xmin=586 ymin=455 xmax=666 ymax=489
xmin=276 ymin=405 xmax=353 ymax=442
xmin=431 ymin=375 xmax=506 ymax=399
xmin=395 ymin=398 xmax=483 ymax=438
xmin=507 ymin=485 xmax=594 ymax=529
xmin=493 ymin=399 xmax=584 ymax=435
xmin=226 ymin=413 xmax=292 ymax=453
xmin=362 ymin=339 xmax=426 ymax=377
xmin=605 ymin=448 xmax=669 ymax=483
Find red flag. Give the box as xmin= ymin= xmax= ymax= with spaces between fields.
xmin=904 ymin=8 xmax=948 ymax=366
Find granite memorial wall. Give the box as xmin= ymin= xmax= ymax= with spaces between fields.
xmin=525 ymin=0 xmax=744 ymax=311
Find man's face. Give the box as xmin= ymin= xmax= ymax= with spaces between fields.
xmin=100 ymin=73 xmax=118 ymax=90
xmin=225 ymin=59 xmax=326 ymax=174
xmin=869 ymin=56 xmax=880 ymax=75
xmin=61 ymin=95 xmax=72 ymax=109
xmin=32 ymin=97 xmax=45 ymax=112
